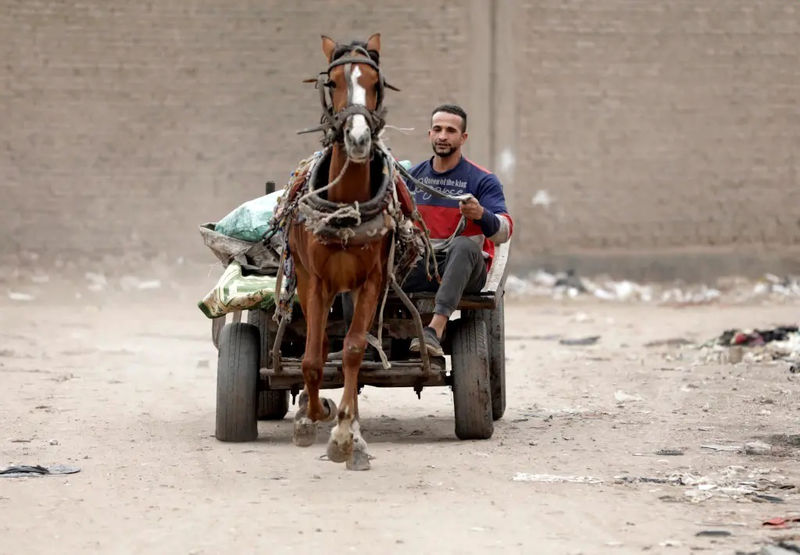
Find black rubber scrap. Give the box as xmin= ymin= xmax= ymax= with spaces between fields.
xmin=0 ymin=464 xmax=80 ymax=478
xmin=695 ymin=530 xmax=732 ymax=537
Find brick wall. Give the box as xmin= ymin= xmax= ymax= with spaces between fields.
xmin=506 ymin=0 xmax=800 ymax=276
xmin=1 ymin=0 xmax=798 ymax=279
xmin=0 ymin=0 xmax=470 ymax=260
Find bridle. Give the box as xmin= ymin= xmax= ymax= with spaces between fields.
xmin=298 ymin=46 xmax=398 ymax=147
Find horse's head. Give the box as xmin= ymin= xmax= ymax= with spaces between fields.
xmin=319 ymin=33 xmax=384 ymax=163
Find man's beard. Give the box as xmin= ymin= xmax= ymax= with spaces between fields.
xmin=432 ymin=142 xmax=456 ymax=158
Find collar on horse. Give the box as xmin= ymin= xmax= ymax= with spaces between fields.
xmin=296 ymin=147 xmax=396 ymax=246
xmin=298 ymin=46 xmax=399 ymax=147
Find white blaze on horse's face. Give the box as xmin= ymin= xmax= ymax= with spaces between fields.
xmin=344 ymin=65 xmax=372 ymax=163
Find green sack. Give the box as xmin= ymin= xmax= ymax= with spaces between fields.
xmin=215 ymin=189 xmax=283 ymax=243
xmin=198 ymin=261 xmax=277 ymax=319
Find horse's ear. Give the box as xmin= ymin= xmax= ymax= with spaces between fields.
xmin=366 ymin=33 xmax=381 ymax=54
xmin=321 ymin=35 xmax=336 ymax=61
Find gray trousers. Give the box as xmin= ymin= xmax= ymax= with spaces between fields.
xmin=402 ymin=236 xmax=488 ymax=318
xmin=340 ymin=236 xmax=488 ymax=327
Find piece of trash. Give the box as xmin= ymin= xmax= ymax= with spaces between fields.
xmin=744 ymin=441 xmax=772 ymax=455
xmin=8 ymin=291 xmax=35 ymax=302
xmin=48 ymin=439 xmax=59 ymax=446
xmin=656 ymin=449 xmax=684 ymax=456
xmin=506 ymin=334 xmax=560 ymax=341
xmin=645 ymin=338 xmax=694 ymax=348
xmin=531 ymin=189 xmax=553 ymax=208
xmin=559 ymin=336 xmax=600 ymax=346
xmin=614 ymin=390 xmax=643 ymax=403
xmin=512 ymin=473 xmax=602 ymax=484
xmin=658 ymin=540 xmax=682 ymax=547
xmin=554 ymin=270 xmax=587 ymax=293
xmin=695 ymin=530 xmax=732 ymax=537
xmin=137 ymin=280 xmax=162 ymax=290
xmin=762 ymin=542 xmax=800 ymax=555
xmin=85 ymin=272 xmax=108 ymax=291
xmin=0 ymin=464 xmax=80 ymax=477
xmin=763 ymin=517 xmax=800 ymax=528
xmin=751 ymin=494 xmax=784 ymax=504
xmin=615 ymin=475 xmax=678 ymax=485
xmin=701 ymin=444 xmax=742 ymax=452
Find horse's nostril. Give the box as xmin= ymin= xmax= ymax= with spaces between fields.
xmin=348 ymin=132 xmax=369 ymax=148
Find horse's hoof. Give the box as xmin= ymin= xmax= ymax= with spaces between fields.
xmin=321 ymin=398 xmax=337 ymax=422
xmin=346 ymin=440 xmax=371 ymax=471
xmin=326 ymin=435 xmax=352 ymax=463
xmin=293 ymin=413 xmax=317 ymax=447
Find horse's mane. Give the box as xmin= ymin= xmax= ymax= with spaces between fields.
xmin=332 ymin=40 xmax=379 ymax=66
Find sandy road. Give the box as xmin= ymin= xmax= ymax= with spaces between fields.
xmin=1 ymin=287 xmax=799 ymax=554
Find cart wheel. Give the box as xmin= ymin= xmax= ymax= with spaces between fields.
xmin=451 ymin=314 xmax=493 ymax=440
xmin=257 ymin=390 xmax=289 ymax=420
xmin=215 ymin=323 xmax=259 ymax=442
xmin=248 ymin=309 xmax=289 ymax=420
xmin=211 ymin=315 xmax=226 ymax=350
xmin=485 ymin=298 xmax=506 ymax=421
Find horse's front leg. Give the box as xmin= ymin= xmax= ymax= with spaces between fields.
xmin=293 ymin=272 xmax=337 ymax=447
xmin=327 ymin=273 xmax=382 ymax=470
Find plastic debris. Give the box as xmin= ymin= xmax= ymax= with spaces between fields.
xmin=744 ymin=441 xmax=772 ymax=455
xmin=701 ymin=444 xmax=742 ymax=452
xmin=763 ymin=517 xmax=800 ymax=528
xmin=559 ymin=336 xmax=600 ymax=346
xmin=695 ymin=327 xmax=800 ymax=366
xmin=136 ymin=279 xmax=162 ymax=290
xmin=531 ymin=189 xmax=553 ymax=208
xmin=656 ymin=449 xmax=685 ymax=456
xmin=85 ymin=271 xmax=108 ymax=292
xmin=512 ymin=473 xmax=602 ymax=484
xmin=614 ymin=390 xmax=643 ymax=403
xmin=504 ymin=271 xmax=800 ymax=305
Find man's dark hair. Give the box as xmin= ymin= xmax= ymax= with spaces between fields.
xmin=431 ymin=104 xmax=467 ymax=132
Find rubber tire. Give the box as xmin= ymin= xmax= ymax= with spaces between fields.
xmin=451 ymin=316 xmax=493 ymax=440
xmin=248 ymin=309 xmax=289 ymax=420
xmin=257 ymin=389 xmax=289 ymax=420
xmin=485 ymin=298 xmax=506 ymax=421
xmin=215 ymin=323 xmax=259 ymax=442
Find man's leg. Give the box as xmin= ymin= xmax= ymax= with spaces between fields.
xmin=427 ymin=237 xmax=487 ymax=338
xmin=410 ymin=237 xmax=487 ymax=354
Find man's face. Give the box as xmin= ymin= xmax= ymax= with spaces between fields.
xmin=429 ymin=111 xmax=467 ymax=158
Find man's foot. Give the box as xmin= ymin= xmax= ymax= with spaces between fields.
xmin=409 ymin=326 xmax=444 ymax=357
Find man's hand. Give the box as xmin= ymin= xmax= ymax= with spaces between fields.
xmin=459 ymin=195 xmax=484 ymax=221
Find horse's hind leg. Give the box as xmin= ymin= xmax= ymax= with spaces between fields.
xmin=327 ymin=276 xmax=381 ymax=470
xmin=293 ymin=273 xmax=336 ymax=447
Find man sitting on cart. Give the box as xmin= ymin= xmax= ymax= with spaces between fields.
xmin=403 ymin=104 xmax=513 ymax=356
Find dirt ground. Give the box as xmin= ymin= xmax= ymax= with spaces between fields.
xmin=1 ymin=275 xmax=799 ymax=554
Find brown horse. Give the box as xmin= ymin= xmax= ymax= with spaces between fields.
xmin=287 ymin=33 xmax=391 ymax=470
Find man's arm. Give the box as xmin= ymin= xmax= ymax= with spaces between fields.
xmin=465 ymin=174 xmax=513 ymax=244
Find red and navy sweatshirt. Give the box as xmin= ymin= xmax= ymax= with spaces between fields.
xmin=408 ymin=156 xmax=513 ymax=267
